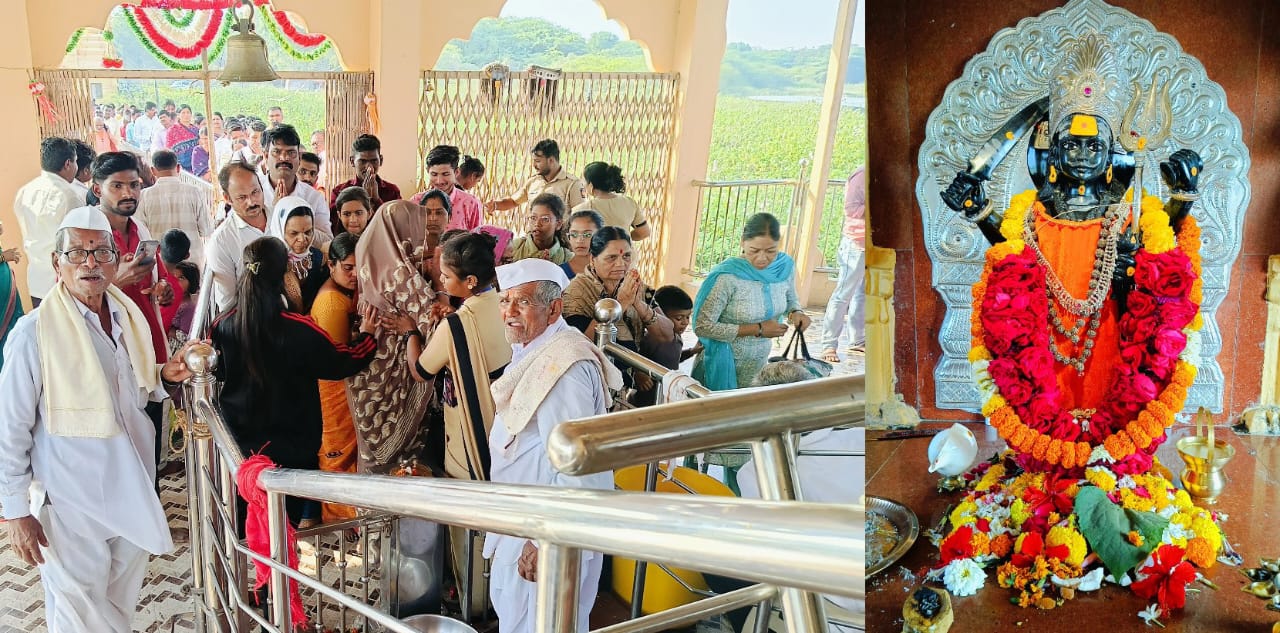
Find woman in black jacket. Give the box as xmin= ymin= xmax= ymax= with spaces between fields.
xmin=213 ymin=236 xmax=382 ymax=526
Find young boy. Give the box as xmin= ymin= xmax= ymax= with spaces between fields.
xmin=652 ymin=285 xmax=703 ymax=369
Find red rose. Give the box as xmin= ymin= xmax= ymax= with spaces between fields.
xmin=1126 ymin=290 xmax=1158 ymax=318
xmin=1087 ymin=410 xmax=1116 ymax=443
xmin=1151 ymin=327 xmax=1188 ymax=360
xmin=1029 ymin=395 xmax=1064 ymax=432
xmin=1003 ymin=379 xmax=1035 ymax=407
xmin=1147 ymin=351 xmax=1177 ymax=382
xmin=1017 ymin=346 xmax=1056 ymax=382
xmin=1120 ymin=313 xmax=1161 ymax=342
xmin=1157 ymin=299 xmax=1197 ymax=330
xmin=940 ymin=525 xmax=976 ymax=564
xmin=1135 ymin=252 xmax=1195 ymax=299
xmin=1114 ymin=367 xmax=1158 ymax=404
xmin=982 ymin=292 xmax=1041 ymax=352
xmin=1119 ymin=342 xmax=1147 ymax=368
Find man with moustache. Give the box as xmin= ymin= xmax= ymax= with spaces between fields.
xmin=483 ymin=258 xmax=621 ymax=633
xmin=485 ymin=139 xmax=585 ymax=214
xmin=0 ymin=206 xmax=196 ymax=632
xmin=258 ymin=124 xmax=330 ymax=240
xmin=206 ymin=161 xmax=270 ymax=312
xmin=92 ymin=153 xmax=176 ymax=477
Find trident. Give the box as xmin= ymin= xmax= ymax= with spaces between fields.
xmin=1118 ymin=78 xmax=1173 ymax=239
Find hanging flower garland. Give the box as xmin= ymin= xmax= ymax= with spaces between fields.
xmin=120 ymin=6 xmax=233 ymax=70
xmin=969 ymin=190 xmax=1204 ymax=474
xmin=124 ymin=4 xmax=225 ymax=60
xmin=159 ymin=8 xmax=198 ymax=29
xmin=259 ymin=6 xmax=333 ymax=61
xmin=65 ymin=28 xmax=87 ymax=54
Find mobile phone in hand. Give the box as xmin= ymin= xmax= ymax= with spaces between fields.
xmin=134 ymin=239 xmax=160 ymax=266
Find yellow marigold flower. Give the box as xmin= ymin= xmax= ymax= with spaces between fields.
xmin=1139 ymin=198 xmax=1174 ymax=254
xmin=1046 ymin=525 xmax=1087 ymax=567
xmin=1127 ymin=530 xmax=1144 ymax=547
xmin=1120 ymin=488 xmax=1155 ymax=513
xmin=1084 ymin=467 xmax=1117 ymax=492
xmin=969 ymin=346 xmax=992 ymax=362
xmin=950 ymin=500 xmax=978 ymax=528
xmin=990 ymin=533 xmax=1013 ymax=558
xmin=1174 ymin=489 xmax=1194 ymax=511
xmin=975 ymin=463 xmax=1006 ymax=492
xmin=1191 ymin=514 xmax=1222 ymax=552
xmin=1000 ymin=190 xmax=1038 ymax=242
xmin=971 ymin=530 xmax=992 ymax=557
xmin=1191 ymin=313 xmax=1204 ymax=330
xmin=981 ymin=394 xmax=1007 ymax=418
xmin=997 ymin=561 xmax=1019 ymax=588
xmin=1186 ymin=537 xmax=1215 ymax=568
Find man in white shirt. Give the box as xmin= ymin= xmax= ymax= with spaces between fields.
xmin=258 ymin=124 xmax=331 ymax=239
xmin=0 ymin=206 xmax=195 ymax=632
xmin=129 ymin=102 xmax=157 ymax=149
xmin=138 ymin=150 xmax=212 ymax=268
xmin=214 ymin=121 xmax=241 ymax=172
xmin=206 ymin=161 xmax=269 ymax=312
xmin=12 ymin=137 xmax=84 ymax=305
xmin=483 ymin=259 xmax=621 ymax=633
xmin=149 ymin=111 xmax=173 ymax=155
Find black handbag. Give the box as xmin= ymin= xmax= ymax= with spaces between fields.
xmin=768 ymin=329 xmax=833 ymax=378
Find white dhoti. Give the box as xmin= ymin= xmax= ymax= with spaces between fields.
xmin=488 ymin=536 xmax=602 ymax=633
xmin=35 ymin=501 xmax=151 ymax=633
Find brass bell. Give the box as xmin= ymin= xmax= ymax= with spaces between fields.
xmin=217 ymin=0 xmax=279 ymax=84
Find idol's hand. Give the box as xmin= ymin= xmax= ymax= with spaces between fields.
xmin=1160 ymin=149 xmax=1202 ymax=194
xmin=940 ymin=171 xmax=989 ymax=217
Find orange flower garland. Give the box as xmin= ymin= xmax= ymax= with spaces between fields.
xmin=973 ymin=194 xmax=1204 ymax=468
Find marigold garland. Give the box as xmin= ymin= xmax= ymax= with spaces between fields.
xmin=972 ymin=190 xmax=1204 ymax=469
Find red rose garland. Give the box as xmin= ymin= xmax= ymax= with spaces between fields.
xmin=972 ymin=193 xmax=1203 ymax=475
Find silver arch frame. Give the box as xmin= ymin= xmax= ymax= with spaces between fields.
xmin=915 ymin=0 xmax=1251 ymax=413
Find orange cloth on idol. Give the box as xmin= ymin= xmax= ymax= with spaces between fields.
xmin=309 ymin=287 xmax=360 ymax=523
xmin=1031 ymin=205 xmax=1127 ymax=411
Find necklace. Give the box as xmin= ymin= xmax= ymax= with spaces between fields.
xmin=1024 ymin=202 xmax=1125 ymax=373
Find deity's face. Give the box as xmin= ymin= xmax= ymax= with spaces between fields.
xmin=1052 ymin=116 xmax=1112 ymax=184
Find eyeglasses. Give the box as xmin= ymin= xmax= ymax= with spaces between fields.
xmin=525 ymin=215 xmax=556 ymax=226
xmin=60 ymin=248 xmax=119 ymax=265
xmin=567 ymin=231 xmax=595 ymax=240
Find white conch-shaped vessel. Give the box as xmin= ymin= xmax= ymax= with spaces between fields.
xmin=927 ymin=423 xmax=979 ymax=477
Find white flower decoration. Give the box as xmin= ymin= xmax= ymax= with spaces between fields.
xmin=1180 ymin=328 xmax=1202 ymax=365
xmin=942 ymin=558 xmax=986 ymax=597
xmin=1088 ymin=444 xmax=1116 ymax=465
xmin=1138 ymin=603 xmax=1164 ymax=627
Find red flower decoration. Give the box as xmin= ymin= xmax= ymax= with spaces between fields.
xmin=940 ymin=525 xmax=976 ymax=564
xmin=1131 ymin=544 xmax=1197 ymax=617
xmin=1135 ymin=250 xmax=1195 ymax=299
xmin=1010 ymin=531 xmax=1070 ymax=567
xmin=102 ymin=58 xmax=124 ymax=69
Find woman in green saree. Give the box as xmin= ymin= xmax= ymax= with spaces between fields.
xmin=0 ymin=218 xmax=25 ymax=372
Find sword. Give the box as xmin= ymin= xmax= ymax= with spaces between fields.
xmin=940 ymin=96 xmax=1050 ymax=212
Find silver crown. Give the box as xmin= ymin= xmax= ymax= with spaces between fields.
xmin=1048 ymin=33 xmax=1127 ymax=134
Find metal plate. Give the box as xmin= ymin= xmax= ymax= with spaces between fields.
xmin=865 ymin=495 xmax=920 ymax=577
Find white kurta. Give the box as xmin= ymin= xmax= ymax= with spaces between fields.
xmin=484 ymin=320 xmax=614 ymax=633
xmin=12 ymin=171 xmax=84 ymax=298
xmin=0 ymin=296 xmax=174 ymax=632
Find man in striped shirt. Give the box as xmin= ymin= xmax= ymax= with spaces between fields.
xmin=137 ymin=150 xmax=212 ymax=268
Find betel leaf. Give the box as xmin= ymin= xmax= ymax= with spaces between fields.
xmin=1073 ymin=486 xmax=1169 ymax=581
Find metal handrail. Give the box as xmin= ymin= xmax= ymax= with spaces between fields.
xmin=547 ymin=373 xmax=863 ymax=476
xmin=258 ymin=470 xmax=861 ymax=599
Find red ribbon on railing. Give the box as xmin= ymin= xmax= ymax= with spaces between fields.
xmin=236 ymin=452 xmax=309 ymax=627
xmin=28 ymin=82 xmax=59 ymax=124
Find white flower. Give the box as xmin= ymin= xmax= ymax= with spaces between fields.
xmin=1161 ymin=521 xmax=1195 ymax=546
xmin=1180 ymin=328 xmax=1202 ymax=365
xmin=942 ymin=558 xmax=986 ymax=597
xmin=1088 ymin=444 xmax=1116 ymax=465
xmin=973 ymin=361 xmax=996 ymax=400
xmin=1138 ymin=603 xmax=1165 ymax=627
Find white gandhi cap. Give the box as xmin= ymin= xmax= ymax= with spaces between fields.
xmin=57 ymin=206 xmax=112 ymax=233
xmin=496 ymin=258 xmax=570 ymax=292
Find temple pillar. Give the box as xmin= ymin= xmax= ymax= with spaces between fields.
xmin=792 ymin=0 xmax=855 ymax=303
xmin=1241 ymin=255 xmax=1280 ymax=434
xmin=366 ymin=0 xmax=427 ymax=190
xmin=0 ymin=0 xmax=42 ymax=305
xmin=656 ymin=0 xmax=728 ymax=287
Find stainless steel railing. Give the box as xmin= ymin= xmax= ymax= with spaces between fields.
xmin=579 ymin=299 xmax=864 ymax=632
xmin=181 ymin=342 xmax=861 ymax=632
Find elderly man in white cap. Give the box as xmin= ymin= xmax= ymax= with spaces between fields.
xmin=0 ymin=206 xmax=197 ymax=632
xmin=483 ymin=258 xmax=621 ymax=632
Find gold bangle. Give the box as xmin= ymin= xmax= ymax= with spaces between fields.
xmin=962 ymin=201 xmax=996 ymax=223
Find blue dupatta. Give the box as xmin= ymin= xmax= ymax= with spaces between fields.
xmin=693 ymin=253 xmax=795 ymax=390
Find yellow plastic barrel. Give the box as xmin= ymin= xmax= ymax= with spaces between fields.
xmin=612 ymin=464 xmax=735 ymax=614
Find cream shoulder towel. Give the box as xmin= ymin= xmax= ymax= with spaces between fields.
xmin=490 ymin=329 xmax=623 ymax=436
xmin=37 ymin=282 xmax=159 ymax=438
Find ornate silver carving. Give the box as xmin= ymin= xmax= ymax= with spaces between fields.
xmin=916 ymin=0 xmax=1251 ymax=413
